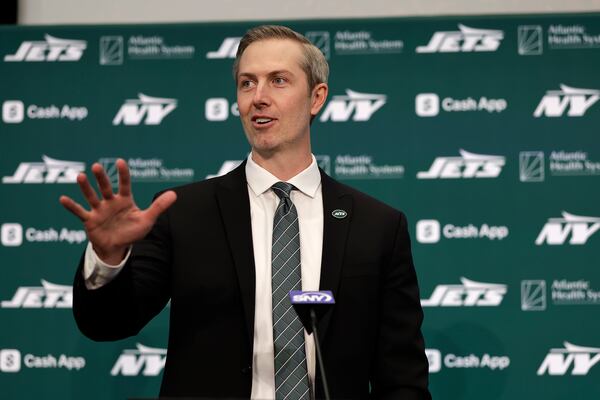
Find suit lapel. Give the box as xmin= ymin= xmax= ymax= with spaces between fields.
xmin=215 ymin=161 xmax=256 ymax=346
xmin=318 ymin=169 xmax=353 ymax=342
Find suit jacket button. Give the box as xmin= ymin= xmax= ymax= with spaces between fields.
xmin=242 ymin=366 xmax=252 ymax=375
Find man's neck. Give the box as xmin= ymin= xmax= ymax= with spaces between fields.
xmin=251 ymin=150 xmax=313 ymax=181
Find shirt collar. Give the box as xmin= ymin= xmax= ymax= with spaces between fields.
xmin=245 ymin=154 xmax=321 ymax=198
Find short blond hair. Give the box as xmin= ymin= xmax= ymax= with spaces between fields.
xmin=232 ymin=25 xmax=329 ymax=91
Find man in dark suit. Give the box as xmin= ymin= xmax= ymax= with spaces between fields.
xmin=60 ymin=25 xmax=431 ymax=399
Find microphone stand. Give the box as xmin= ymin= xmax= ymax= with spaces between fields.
xmin=310 ymin=308 xmax=330 ymax=400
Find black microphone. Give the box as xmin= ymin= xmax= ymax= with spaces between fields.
xmin=290 ymin=290 xmax=335 ymax=400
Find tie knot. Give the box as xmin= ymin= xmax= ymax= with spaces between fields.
xmin=272 ymin=181 xmax=294 ymax=199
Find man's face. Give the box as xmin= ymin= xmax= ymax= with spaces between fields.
xmin=236 ymin=39 xmax=326 ymax=158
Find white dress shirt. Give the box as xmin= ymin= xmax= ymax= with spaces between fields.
xmin=83 ymin=154 xmax=323 ymax=399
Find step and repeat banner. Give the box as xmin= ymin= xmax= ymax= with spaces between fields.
xmin=1 ymin=13 xmax=599 ymax=399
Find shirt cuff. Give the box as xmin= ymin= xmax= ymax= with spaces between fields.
xmin=83 ymin=242 xmax=132 ymax=290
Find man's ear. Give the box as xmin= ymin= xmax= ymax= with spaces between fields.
xmin=310 ymin=83 xmax=329 ymax=117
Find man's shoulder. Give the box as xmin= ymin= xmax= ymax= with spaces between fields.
xmin=166 ymin=176 xmax=219 ymax=196
xmin=155 ymin=164 xmax=246 ymax=208
xmin=323 ymin=173 xmax=406 ymax=220
xmin=161 ymin=162 xmax=246 ymax=197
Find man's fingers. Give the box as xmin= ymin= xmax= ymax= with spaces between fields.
xmin=92 ymin=163 xmax=115 ymax=200
xmin=77 ymin=173 xmax=100 ymax=208
xmin=145 ymin=191 xmax=177 ymax=222
xmin=59 ymin=195 xmax=90 ymax=221
xmin=117 ymin=158 xmax=132 ymax=197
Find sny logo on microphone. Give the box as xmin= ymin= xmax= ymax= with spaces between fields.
xmin=290 ymin=291 xmax=335 ymax=304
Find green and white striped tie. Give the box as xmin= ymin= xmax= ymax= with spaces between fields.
xmin=271 ymin=182 xmax=310 ymax=400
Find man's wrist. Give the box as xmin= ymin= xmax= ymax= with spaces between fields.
xmin=93 ymin=245 xmax=129 ymax=266
xmin=83 ymin=242 xmax=131 ymax=289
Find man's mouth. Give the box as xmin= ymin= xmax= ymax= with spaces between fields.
xmin=255 ymin=118 xmax=273 ymax=124
xmin=251 ymin=116 xmax=276 ymax=128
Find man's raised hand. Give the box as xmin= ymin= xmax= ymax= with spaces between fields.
xmin=59 ymin=159 xmax=177 ymax=265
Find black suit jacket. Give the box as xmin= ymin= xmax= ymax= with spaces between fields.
xmin=73 ymin=162 xmax=431 ymax=399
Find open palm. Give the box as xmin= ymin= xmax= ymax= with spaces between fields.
xmin=59 ymin=159 xmax=177 ymax=264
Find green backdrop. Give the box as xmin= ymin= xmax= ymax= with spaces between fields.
xmin=1 ymin=13 xmax=599 ymax=399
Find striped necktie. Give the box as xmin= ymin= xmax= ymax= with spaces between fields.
xmin=271 ymin=181 xmax=310 ymax=400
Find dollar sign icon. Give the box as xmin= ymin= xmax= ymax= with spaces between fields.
xmin=416 ymin=94 xmax=439 ymax=117
xmin=416 ymin=220 xmax=440 ymax=243
xmin=2 ymin=100 xmax=24 ymax=123
xmin=423 ymin=98 xmax=432 ymax=112
xmin=1 ymin=223 xmax=23 ymax=246
xmin=0 ymin=349 xmax=21 ymax=372
xmin=424 ymin=225 xmax=432 ymax=238
xmin=205 ymin=98 xmax=228 ymax=121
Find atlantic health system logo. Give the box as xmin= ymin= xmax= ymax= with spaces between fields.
xmin=305 ymin=31 xmax=331 ymax=59
xmin=518 ymin=24 xmax=600 ymax=55
xmin=333 ymin=155 xmax=404 ymax=179
xmin=547 ymin=24 xmax=600 ymax=51
xmin=521 ymin=280 xmax=547 ymax=311
xmin=518 ymin=25 xmax=543 ymax=55
xmin=520 ymin=150 xmax=600 ymax=182
xmin=521 ymin=279 xmax=600 ymax=311
xmin=100 ymin=35 xmax=195 ymax=65
xmin=324 ymin=30 xmax=404 ymax=56
xmin=99 ymin=36 xmax=124 ymax=65
xmin=519 ymin=151 xmax=545 ymax=182
xmin=99 ymin=157 xmax=194 ymax=185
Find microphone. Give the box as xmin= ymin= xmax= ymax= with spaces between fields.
xmin=290 ymin=290 xmax=335 ymax=400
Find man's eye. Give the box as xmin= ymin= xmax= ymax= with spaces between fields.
xmin=240 ymin=80 xmax=254 ymax=89
xmin=273 ymin=77 xmax=286 ymax=85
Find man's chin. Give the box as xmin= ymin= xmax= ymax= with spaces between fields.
xmin=251 ymin=143 xmax=280 ymax=158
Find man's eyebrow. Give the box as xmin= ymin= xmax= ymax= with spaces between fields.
xmin=238 ymin=70 xmax=295 ymax=79
xmin=238 ymin=72 xmax=257 ymax=80
xmin=268 ymin=70 xmax=294 ymax=77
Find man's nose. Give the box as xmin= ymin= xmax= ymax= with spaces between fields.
xmin=252 ymin=81 xmax=271 ymax=108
